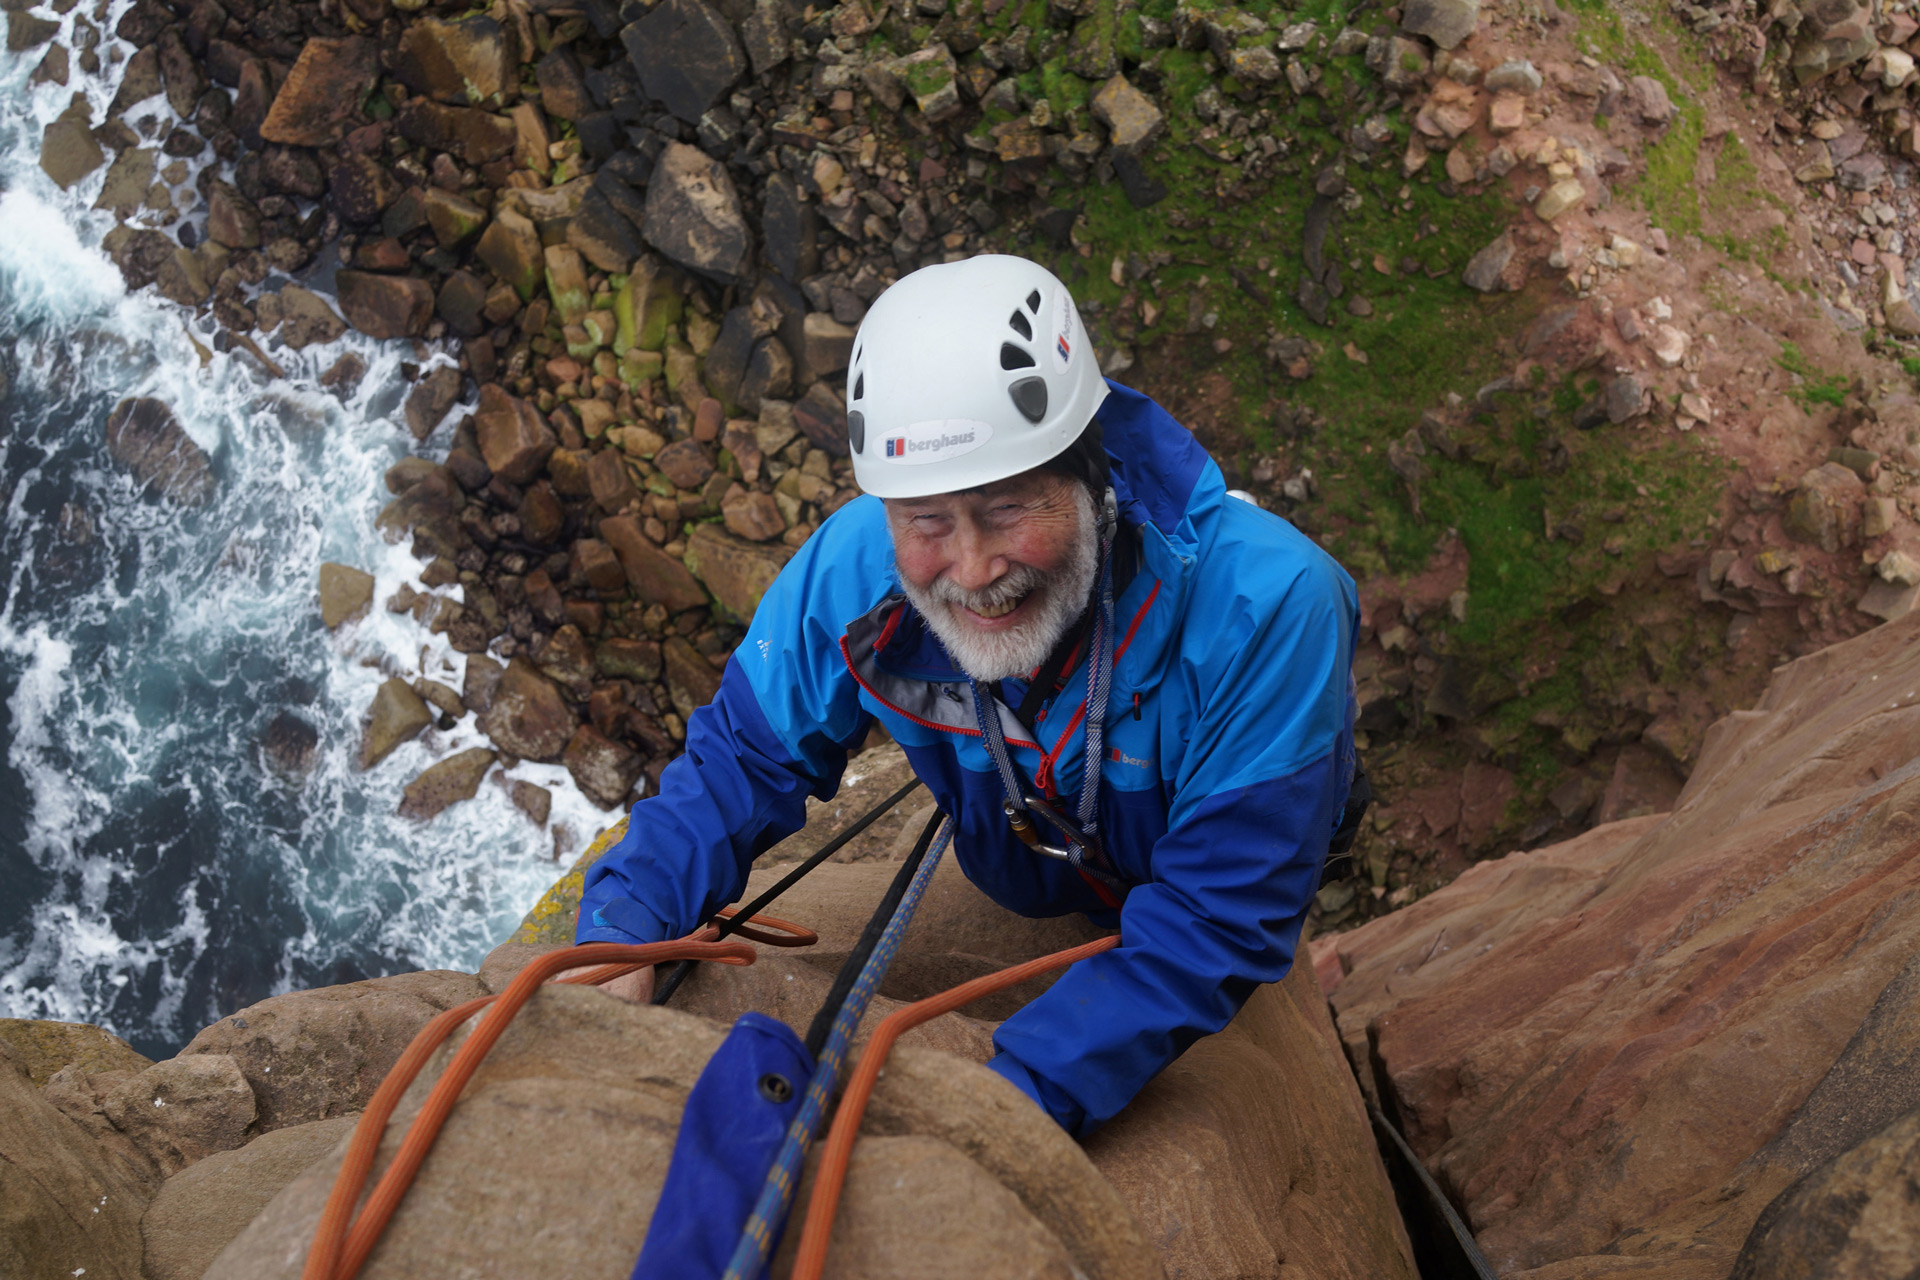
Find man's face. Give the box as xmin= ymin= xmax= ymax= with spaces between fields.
xmin=885 ymin=470 xmax=1099 ymax=683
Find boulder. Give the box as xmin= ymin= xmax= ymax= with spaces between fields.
xmin=398 ymin=747 xmax=497 ymax=820
xmin=462 ymin=654 xmax=505 ymax=714
xmin=260 ymin=37 xmax=380 ymax=146
xmin=598 ymin=514 xmax=709 ymax=612
xmin=179 ymin=970 xmax=491 ymax=1132
xmin=481 ymin=658 xmax=574 ymax=762
xmin=562 ymin=725 xmax=643 ymax=807
xmin=104 ymin=397 xmax=216 ymax=506
xmin=661 ymin=634 xmax=722 ymax=718
xmin=0 ymin=1019 xmax=152 ymax=1088
xmin=620 ymin=0 xmax=746 ymax=124
xmin=393 ymin=15 xmax=515 ymax=105
xmin=40 ymin=103 xmax=105 ymax=189
xmin=536 ymin=46 xmax=593 ymax=120
xmin=1317 ymin=608 xmax=1920 ymax=1277
xmin=653 ymin=438 xmax=714 ymax=490
xmin=802 ymin=311 xmax=856 ymax=376
xmin=403 ymin=364 xmax=463 ymax=440
xmin=318 ymin=562 xmax=375 ymax=629
xmin=206 ymin=181 xmax=262 ymax=249
xmin=594 ymin=636 xmax=662 ymax=682
xmin=761 ymin=173 xmax=817 ymax=282
xmin=110 ymin=43 xmax=162 ymax=113
xmin=544 ymin=243 xmax=591 ymax=324
xmin=1399 ymin=0 xmax=1478 ymax=48
xmin=1786 ymin=461 xmax=1865 ymax=552
xmin=568 ymin=187 xmax=643 ymax=274
xmin=1091 ymin=74 xmax=1165 ymax=154
xmin=141 ymin=1116 xmax=358 ymax=1280
xmin=474 ymin=384 xmax=557 ymax=484
xmin=423 ymin=187 xmax=488 ymax=249
xmin=359 ymin=678 xmax=432 ymax=769
xmin=335 ymin=270 xmax=435 ymax=341
xmin=0 ymin=1047 xmax=149 ymax=1280
xmin=157 ymin=26 xmax=205 ymax=117
xmin=1461 ymin=232 xmax=1515 ymax=293
xmin=395 ymin=99 xmax=517 ymax=165
xmin=100 ymin=1054 xmax=256 ymax=1177
xmin=722 ymin=488 xmax=786 ymax=541
xmin=326 ymin=154 xmax=398 ymax=225
xmin=683 ymin=522 xmax=793 ymax=621
xmin=260 ymin=712 xmax=320 ymax=780
xmin=92 ymin=146 xmax=157 ymax=216
xmin=475 ymin=208 xmax=544 ymax=299
xmin=8 ymin=9 xmax=58 ymax=48
xmin=642 ymin=141 xmax=754 ymax=285
xmin=587 ymin=447 xmax=640 ymax=513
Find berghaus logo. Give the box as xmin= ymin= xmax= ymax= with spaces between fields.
xmin=889 ymin=430 xmax=976 ymax=456
xmin=885 ymin=437 xmax=907 ymax=457
xmin=1056 ymin=333 xmax=1071 ymax=362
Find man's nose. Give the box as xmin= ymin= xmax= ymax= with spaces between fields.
xmin=944 ymin=525 xmax=1009 ymax=594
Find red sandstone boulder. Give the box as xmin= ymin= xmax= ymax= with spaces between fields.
xmin=473 ymin=384 xmax=556 ymax=484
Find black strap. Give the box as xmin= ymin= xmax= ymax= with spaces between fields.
xmin=651 ymin=775 xmax=924 ymax=1006
xmin=1318 ymin=764 xmax=1373 ymax=890
xmin=802 ymin=807 xmax=944 ymax=1058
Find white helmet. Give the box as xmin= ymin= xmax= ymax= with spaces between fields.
xmin=845 ymin=255 xmax=1110 ymax=500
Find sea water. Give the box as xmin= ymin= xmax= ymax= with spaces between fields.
xmin=0 ymin=14 xmax=605 ymax=1057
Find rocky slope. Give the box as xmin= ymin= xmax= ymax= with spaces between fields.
xmin=0 ymin=746 xmax=1414 ymax=1280
xmin=1314 ymin=604 xmax=1920 ymax=1278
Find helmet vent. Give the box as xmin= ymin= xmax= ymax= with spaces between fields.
xmin=1025 ymin=290 xmax=1041 ymax=313
xmin=852 ymin=372 xmax=864 ymax=400
xmin=999 ymin=342 xmax=1036 ymax=370
xmin=847 ymin=409 xmax=865 ymax=454
xmin=1008 ymin=310 xmax=1032 ymax=340
xmin=1008 ymin=376 xmax=1048 ymax=423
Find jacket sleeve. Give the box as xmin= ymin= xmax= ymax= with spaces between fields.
xmin=985 ymin=543 xmax=1357 ymax=1136
xmin=575 ymin=503 xmax=885 ymax=946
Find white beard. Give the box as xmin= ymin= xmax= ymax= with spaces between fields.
xmin=896 ymin=485 xmax=1100 ymax=683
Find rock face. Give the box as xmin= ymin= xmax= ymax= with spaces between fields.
xmin=198 ymin=834 xmax=1410 ymax=1280
xmin=1317 ymin=608 xmax=1920 ymax=1278
xmin=179 ymin=970 xmax=491 ymax=1133
xmin=643 ymin=141 xmax=754 ymax=285
xmin=99 ymin=1054 xmax=256 ymax=1177
xmin=104 ymin=398 xmax=216 ymax=506
xmin=0 ymin=1020 xmax=151 ymax=1087
xmin=1 ymin=1047 xmax=150 ymax=1280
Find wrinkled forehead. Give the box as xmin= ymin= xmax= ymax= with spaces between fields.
xmin=880 ymin=466 xmax=1071 ymax=513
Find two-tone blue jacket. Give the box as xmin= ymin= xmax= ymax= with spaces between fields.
xmin=576 ymin=380 xmax=1360 ymax=1136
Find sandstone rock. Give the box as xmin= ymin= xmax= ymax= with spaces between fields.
xmin=594 ymin=636 xmax=662 ymax=682
xmin=481 ymin=658 xmax=574 ymax=762
xmin=423 ymin=187 xmax=487 ymax=249
xmin=740 ymin=338 xmax=795 ymax=410
xmin=545 ymin=243 xmax=590 ymax=324
xmin=141 ymin=1116 xmax=358 ymax=1280
xmin=1318 ymin=609 xmax=1920 ymax=1277
xmin=101 ymin=1054 xmax=256 ymax=1177
xmin=111 ymin=43 xmax=162 ymax=114
xmin=888 ymin=43 xmax=963 ymax=121
xmin=653 ymin=437 xmax=714 ymax=489
xmin=568 ymin=188 xmax=643 ymax=274
xmin=104 ymin=397 xmax=216 ymax=506
xmin=395 ymin=98 xmax=517 ymax=165
xmin=1627 ymin=73 xmax=1674 ymax=124
xmin=642 ymin=141 xmax=754 ymax=285
xmin=318 ymin=562 xmax=375 ymax=629
xmin=399 ymin=747 xmax=497 ymax=820
xmin=1461 ymin=232 xmax=1515 ymax=292
xmin=404 ymin=364 xmax=463 ymax=440
xmin=1483 ymin=58 xmax=1542 ymax=92
xmin=474 ymin=384 xmax=557 ymax=484
xmin=206 ymin=180 xmax=262 ymax=249
xmin=260 ymin=38 xmax=380 ymax=146
xmin=661 ymin=633 xmax=722 ymax=719
xmin=360 ymin=677 xmax=432 ymax=769
xmin=93 ymin=146 xmax=156 ymax=216
xmin=180 ymin=970 xmax=491 ymax=1132
xmin=1091 ymin=74 xmax=1165 ymax=153
xmin=157 ymin=26 xmax=205 ymax=117
xmin=462 ymin=653 xmax=505 ymax=715
xmin=598 ymin=514 xmax=709 ymax=612
xmin=536 ymin=47 xmax=592 ymax=119
xmin=803 ymin=310 xmax=857 ymax=375
xmin=586 ymin=448 xmax=640 ymax=513
xmin=684 ymin=522 xmax=793 ymax=621
xmin=0 ymin=1019 xmax=152 ymax=1088
xmin=722 ymin=488 xmax=786 ymax=541
xmin=8 ymin=9 xmax=57 ymax=48
xmin=336 ymin=270 xmax=434 ymax=341
xmin=621 ymin=0 xmax=746 ymax=124
xmin=260 ymin=712 xmax=320 ymax=780
xmin=1533 ymin=177 xmax=1586 ymax=221
xmin=1856 ymin=579 xmax=1919 ymax=622
xmin=327 ymin=153 xmax=398 ymax=225
xmin=1786 ymin=461 xmax=1865 ymax=553
xmin=510 ymin=779 xmax=553 ymax=826
xmin=40 ymin=103 xmax=104 ymax=189
xmin=793 ymin=380 xmax=850 ymax=457
xmin=393 ymin=15 xmax=515 ymax=105
xmin=476 ymin=207 xmax=544 ymax=299
xmin=562 ymin=725 xmax=643 ymax=807
xmin=1400 ymin=0 xmax=1478 ymax=49
xmin=762 ymin=173 xmax=816 ymax=283
xmin=1651 ymin=322 xmax=1691 ymax=367
xmin=0 ymin=1048 xmax=149 ymax=1280
xmin=274 ymin=285 xmax=345 ymax=353
xmin=1732 ymin=1106 xmax=1920 ymax=1279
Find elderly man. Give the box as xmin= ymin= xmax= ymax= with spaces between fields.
xmin=575 ymin=254 xmax=1359 ymax=1136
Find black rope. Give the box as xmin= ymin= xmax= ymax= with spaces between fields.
xmin=651 ymin=777 xmax=925 ymax=1006
xmin=1366 ymin=1101 xmax=1498 ymax=1280
xmin=802 ymin=807 xmax=944 ymax=1058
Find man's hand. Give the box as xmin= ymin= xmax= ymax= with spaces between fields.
xmin=556 ymin=962 xmax=655 ymax=1004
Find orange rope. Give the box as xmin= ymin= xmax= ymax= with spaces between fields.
xmin=712 ymin=906 xmax=818 ymax=948
xmin=303 ymin=936 xmax=755 ymax=1280
xmin=788 ymin=934 xmax=1121 ymax=1280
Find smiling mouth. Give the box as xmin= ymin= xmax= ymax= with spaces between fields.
xmin=965 ymin=593 xmax=1028 ymax=621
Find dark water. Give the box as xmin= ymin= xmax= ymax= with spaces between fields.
xmin=0 ymin=47 xmax=588 ymax=1057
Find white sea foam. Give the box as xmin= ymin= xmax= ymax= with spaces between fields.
xmin=0 ymin=20 xmax=609 ymax=1052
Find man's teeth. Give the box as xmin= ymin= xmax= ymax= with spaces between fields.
xmin=971 ymin=595 xmax=1024 ymax=619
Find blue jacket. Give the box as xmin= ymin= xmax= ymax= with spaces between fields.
xmin=577 ymin=381 xmax=1359 ymax=1136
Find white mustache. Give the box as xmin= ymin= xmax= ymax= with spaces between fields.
xmin=924 ymin=562 xmax=1048 ymax=616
